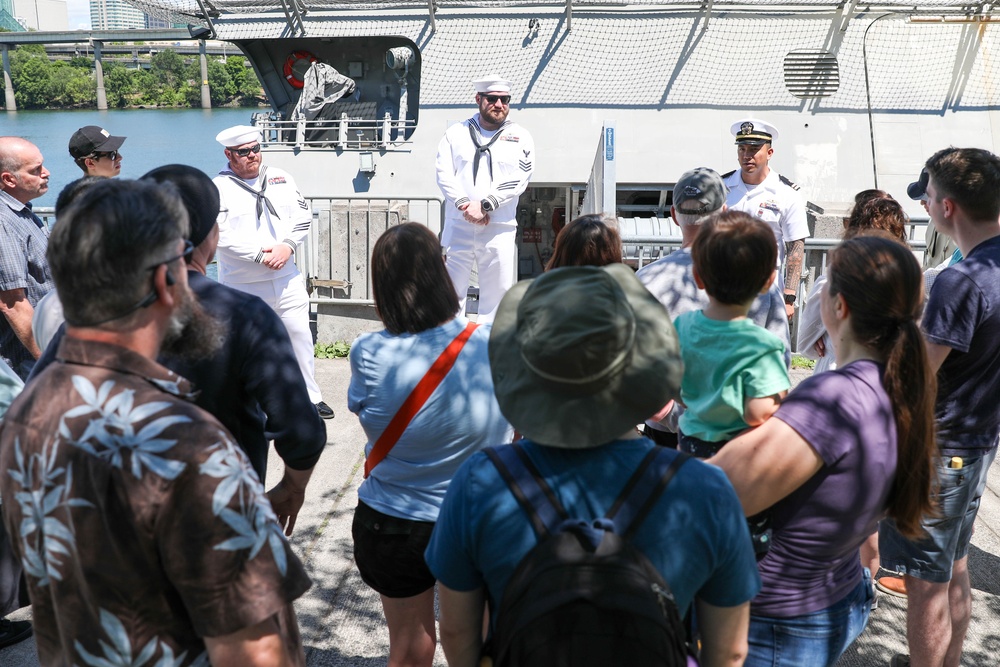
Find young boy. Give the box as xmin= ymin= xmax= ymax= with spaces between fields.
xmin=675 ymin=210 xmax=791 ymax=459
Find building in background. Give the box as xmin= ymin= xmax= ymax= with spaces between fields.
xmin=0 ymin=0 xmax=25 ymax=31
xmin=11 ymin=0 xmax=69 ymax=30
xmin=89 ymin=0 xmax=145 ymax=29
xmin=145 ymin=14 xmax=184 ymax=28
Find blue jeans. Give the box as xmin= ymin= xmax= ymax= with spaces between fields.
xmin=745 ymin=569 xmax=873 ymax=667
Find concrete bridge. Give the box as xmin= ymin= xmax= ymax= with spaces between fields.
xmin=0 ymin=28 xmax=222 ymax=111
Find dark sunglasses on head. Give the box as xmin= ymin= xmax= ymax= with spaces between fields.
xmin=232 ymin=143 xmax=262 ymax=157
xmin=483 ymin=94 xmax=511 ymax=105
xmin=90 ymin=150 xmax=119 ymax=161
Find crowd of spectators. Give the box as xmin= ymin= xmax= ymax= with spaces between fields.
xmin=0 ymin=122 xmax=998 ymax=667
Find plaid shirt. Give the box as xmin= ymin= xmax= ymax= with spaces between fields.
xmin=0 ymin=189 xmax=53 ymax=376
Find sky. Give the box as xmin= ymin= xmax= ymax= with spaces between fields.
xmin=67 ymin=0 xmax=90 ymax=30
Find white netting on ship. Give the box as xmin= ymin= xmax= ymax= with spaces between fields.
xmin=126 ymin=0 xmax=1000 ymax=115
xmin=410 ymin=14 xmax=998 ymax=111
xmin=126 ymin=0 xmax=989 ymax=24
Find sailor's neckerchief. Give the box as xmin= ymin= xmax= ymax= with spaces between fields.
xmin=221 ymin=165 xmax=280 ymax=221
xmin=469 ymin=117 xmax=511 ymax=186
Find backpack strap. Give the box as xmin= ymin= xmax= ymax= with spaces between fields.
xmin=605 ymin=449 xmax=691 ymax=540
xmin=485 ymin=445 xmax=569 ymax=539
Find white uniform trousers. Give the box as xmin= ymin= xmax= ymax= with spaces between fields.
xmin=441 ymin=219 xmax=517 ymax=325
xmin=226 ymin=273 xmax=323 ymax=404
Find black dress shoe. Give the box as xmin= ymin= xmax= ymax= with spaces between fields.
xmin=316 ymin=401 xmax=335 ymax=419
xmin=0 ymin=618 xmax=32 ymax=649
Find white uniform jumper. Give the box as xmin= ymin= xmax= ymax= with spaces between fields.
xmin=723 ymin=169 xmax=809 ymax=289
xmin=436 ymin=114 xmax=535 ymax=324
xmin=214 ymin=165 xmax=322 ymax=403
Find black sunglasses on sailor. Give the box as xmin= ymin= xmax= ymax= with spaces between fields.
xmin=231 ymin=143 xmax=262 ymax=157
xmin=481 ymin=94 xmax=511 ymax=106
xmin=89 ymin=150 xmax=119 ymax=161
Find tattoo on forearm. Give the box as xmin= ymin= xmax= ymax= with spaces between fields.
xmin=784 ymin=239 xmax=805 ymax=289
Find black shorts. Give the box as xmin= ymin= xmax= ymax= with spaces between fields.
xmin=352 ymin=500 xmax=437 ymax=598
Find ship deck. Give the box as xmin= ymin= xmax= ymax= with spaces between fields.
xmin=2 ymin=360 xmax=999 ymax=666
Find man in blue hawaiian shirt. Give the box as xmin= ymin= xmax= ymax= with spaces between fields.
xmin=0 ymin=178 xmax=311 ymax=666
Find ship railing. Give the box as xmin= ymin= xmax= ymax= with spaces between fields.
xmin=251 ymin=113 xmax=418 ymax=151
xmin=36 ymin=208 xmax=56 ymax=228
xmin=298 ymin=195 xmax=445 ymax=305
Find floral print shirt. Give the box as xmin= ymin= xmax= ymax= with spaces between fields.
xmin=0 ymin=337 xmax=311 ymax=666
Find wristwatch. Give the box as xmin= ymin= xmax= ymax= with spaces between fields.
xmin=481 ymin=198 xmax=496 ymax=212
xmin=784 ymin=293 xmax=797 ymax=305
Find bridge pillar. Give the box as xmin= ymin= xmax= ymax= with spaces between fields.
xmin=93 ymin=40 xmax=107 ymax=111
xmin=199 ymin=39 xmax=211 ymax=109
xmin=1 ymin=44 xmax=15 ymax=112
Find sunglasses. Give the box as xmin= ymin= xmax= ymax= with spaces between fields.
xmin=232 ymin=143 xmax=262 ymax=157
xmin=482 ymin=94 xmax=511 ymax=105
xmin=82 ymin=239 xmax=195 ymax=326
xmin=148 ymin=239 xmax=195 ymax=270
xmin=90 ymin=150 xmax=119 ymax=161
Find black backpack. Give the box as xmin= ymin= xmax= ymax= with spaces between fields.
xmin=483 ymin=444 xmax=694 ymax=667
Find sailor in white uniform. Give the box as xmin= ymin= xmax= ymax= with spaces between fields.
xmin=213 ymin=125 xmax=333 ymax=419
xmin=435 ymin=75 xmax=535 ymax=324
xmin=723 ymin=118 xmax=809 ymax=319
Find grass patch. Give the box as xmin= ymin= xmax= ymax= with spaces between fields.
xmin=315 ymin=341 xmax=351 ymax=359
xmin=791 ymin=355 xmax=816 ymax=370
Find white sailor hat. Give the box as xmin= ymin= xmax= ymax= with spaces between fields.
xmin=216 ymin=125 xmax=263 ymax=148
xmin=731 ymin=118 xmax=778 ymax=145
xmin=474 ymin=76 xmax=512 ymax=94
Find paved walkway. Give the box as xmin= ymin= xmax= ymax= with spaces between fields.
xmin=3 ymin=360 xmax=1000 ymax=666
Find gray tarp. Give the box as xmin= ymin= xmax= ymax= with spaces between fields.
xmin=288 ymin=62 xmax=357 ymax=145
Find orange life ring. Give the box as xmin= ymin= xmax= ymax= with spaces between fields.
xmin=284 ymin=50 xmax=318 ymax=89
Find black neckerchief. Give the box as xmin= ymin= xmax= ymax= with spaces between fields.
xmin=224 ymin=166 xmax=279 ymax=221
xmin=469 ymin=118 xmax=510 ymax=185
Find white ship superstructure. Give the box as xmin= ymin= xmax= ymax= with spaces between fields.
xmin=127 ymin=0 xmax=1000 ymax=335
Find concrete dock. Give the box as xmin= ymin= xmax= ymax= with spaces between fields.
xmin=2 ymin=360 xmax=999 ymax=666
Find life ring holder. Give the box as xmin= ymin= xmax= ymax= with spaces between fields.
xmin=284 ymin=50 xmax=318 ymax=89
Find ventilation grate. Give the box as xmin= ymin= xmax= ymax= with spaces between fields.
xmin=784 ymin=50 xmax=841 ymax=99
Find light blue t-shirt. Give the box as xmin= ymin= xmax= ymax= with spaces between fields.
xmin=676 ymin=311 xmax=790 ymax=442
xmin=348 ymin=317 xmax=512 ymax=522
xmin=425 ymin=438 xmax=761 ymax=616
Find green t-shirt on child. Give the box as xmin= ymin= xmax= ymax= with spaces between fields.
xmin=675 ymin=311 xmax=790 ymax=443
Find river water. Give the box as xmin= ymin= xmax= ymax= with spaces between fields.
xmin=1 ymin=107 xmax=260 ymax=207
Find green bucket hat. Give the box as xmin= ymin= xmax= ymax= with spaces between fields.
xmin=489 ymin=263 xmax=683 ymax=449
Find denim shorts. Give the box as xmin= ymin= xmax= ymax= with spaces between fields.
xmin=745 ymin=569 xmax=873 ymax=667
xmin=352 ymin=501 xmax=437 ymax=598
xmin=879 ymin=448 xmax=997 ymax=584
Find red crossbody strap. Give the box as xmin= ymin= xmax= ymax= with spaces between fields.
xmin=364 ymin=322 xmax=479 ymax=478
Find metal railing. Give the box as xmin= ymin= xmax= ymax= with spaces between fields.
xmin=253 ymin=114 xmax=418 ymax=151
xmin=300 ymin=195 xmax=444 ymax=305
xmin=36 ymin=207 xmax=56 ymax=227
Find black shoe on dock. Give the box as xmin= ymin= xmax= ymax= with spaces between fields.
xmin=316 ymin=401 xmax=335 ymax=419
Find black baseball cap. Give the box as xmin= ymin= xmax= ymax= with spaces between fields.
xmin=907 ymin=168 xmax=929 ymax=201
xmin=68 ymin=126 xmax=126 ymax=159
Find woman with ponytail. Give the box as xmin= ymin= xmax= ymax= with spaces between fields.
xmin=712 ymin=235 xmax=936 ymax=667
